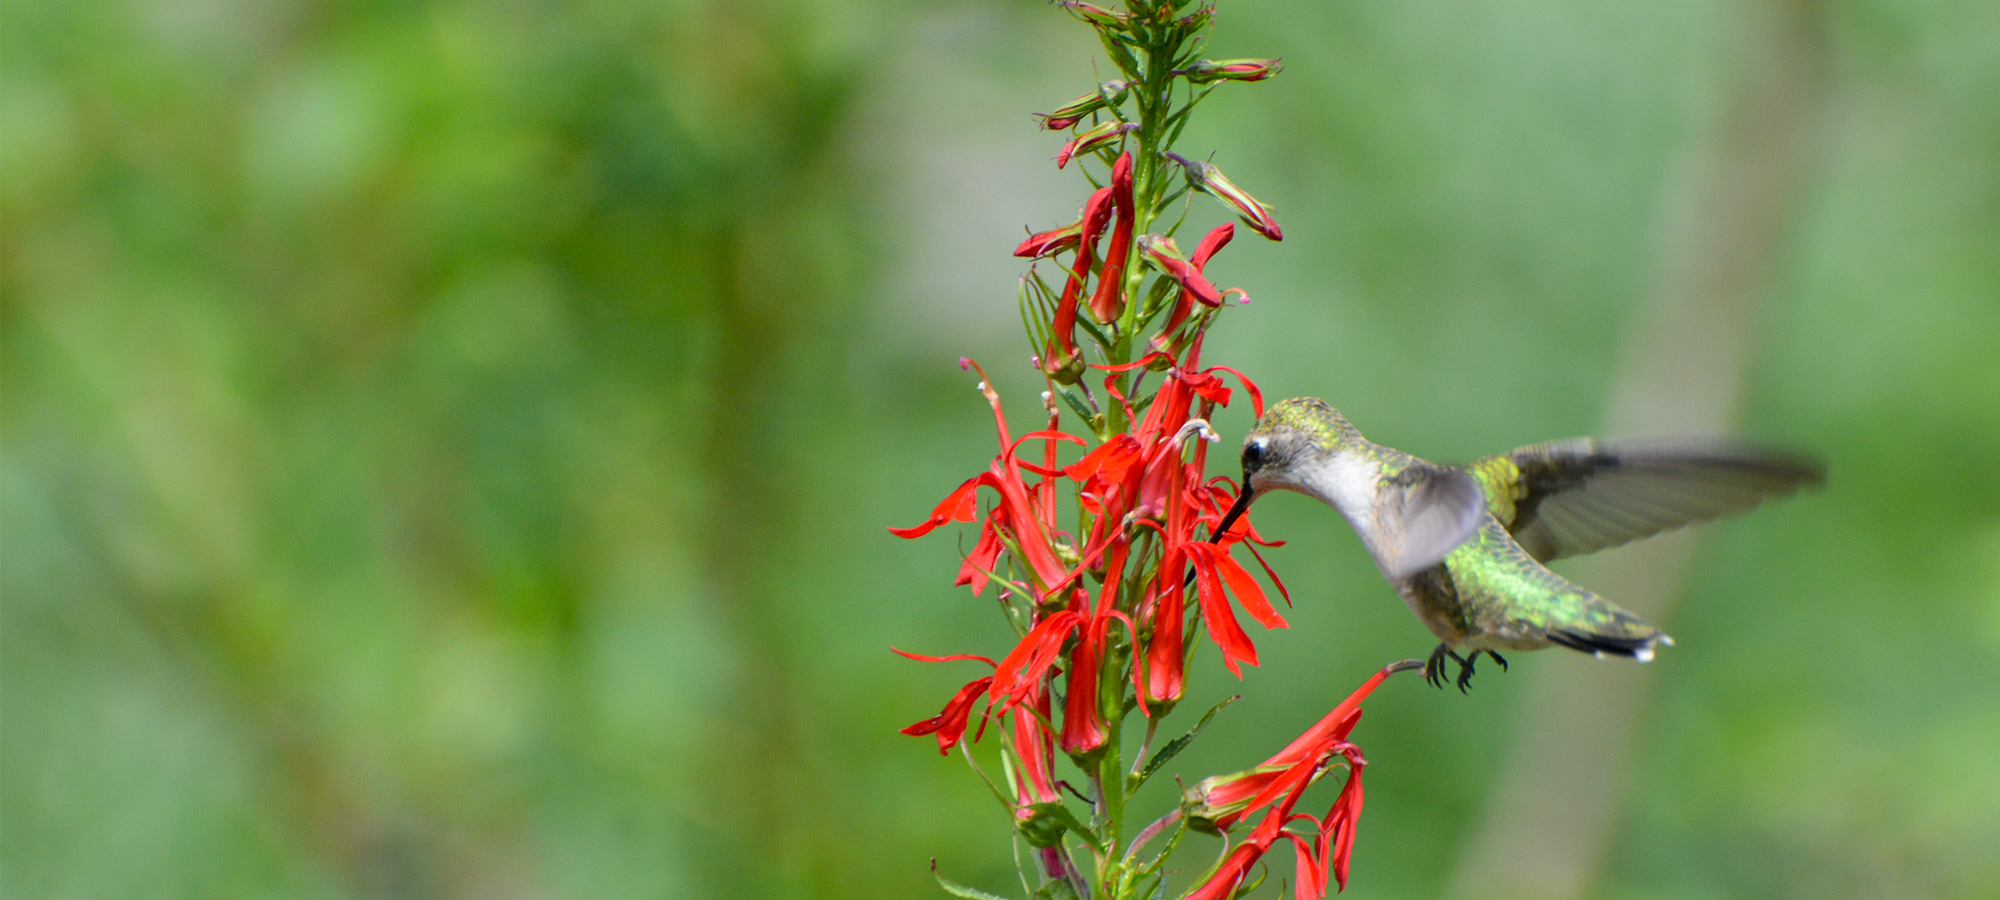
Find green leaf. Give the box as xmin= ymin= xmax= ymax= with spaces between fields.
xmin=931 ymin=859 xmax=1017 ymax=900
xmin=1129 ymin=695 xmax=1238 ymax=792
xmin=1056 ymin=386 xmax=1096 ymax=425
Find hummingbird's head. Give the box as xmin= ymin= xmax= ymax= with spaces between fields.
xmin=1213 ymin=398 xmax=1363 ymax=538
xmin=1240 ymin=398 xmax=1364 ymax=494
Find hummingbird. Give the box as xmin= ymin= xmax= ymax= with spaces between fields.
xmin=1212 ymin=398 xmax=1824 ymax=691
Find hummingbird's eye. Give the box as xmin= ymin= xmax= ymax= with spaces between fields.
xmin=1243 ymin=440 xmax=1267 ymax=470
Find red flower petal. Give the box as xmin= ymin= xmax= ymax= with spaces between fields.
xmin=1188 ymin=547 xmax=1258 ymax=676
xmin=1203 ymin=364 xmax=1264 ymax=417
xmin=899 ymin=675 xmax=993 ymax=754
xmin=989 ymin=609 xmax=1083 ymax=704
xmin=953 ymin=521 xmax=1005 ymax=594
xmin=890 ymin=648 xmax=998 ymax=666
xmin=1211 ymin=546 xmax=1288 ymax=630
xmin=888 ymin=476 xmax=981 ymax=538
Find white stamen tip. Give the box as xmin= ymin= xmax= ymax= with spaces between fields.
xmin=976 ymin=381 xmax=987 ymax=392
xmin=1171 ymin=418 xmax=1219 ymax=448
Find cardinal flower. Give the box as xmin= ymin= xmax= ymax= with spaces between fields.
xmin=1087 ymin=151 xmax=1136 ymax=322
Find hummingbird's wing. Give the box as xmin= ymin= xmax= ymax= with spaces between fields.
xmin=1371 ymin=465 xmax=1488 ymax=580
xmin=1467 ymin=439 xmax=1825 ymax=562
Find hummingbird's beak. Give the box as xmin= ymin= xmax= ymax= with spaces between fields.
xmin=1212 ymin=484 xmax=1255 ymax=543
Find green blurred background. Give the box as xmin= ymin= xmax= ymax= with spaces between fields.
xmin=5 ymin=0 xmax=1998 ymax=898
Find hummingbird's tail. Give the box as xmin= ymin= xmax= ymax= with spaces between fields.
xmin=1548 ymin=626 xmax=1674 ymax=663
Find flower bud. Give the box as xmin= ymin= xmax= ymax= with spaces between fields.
xmin=1037 ymin=81 xmax=1130 ymax=130
xmin=1056 ymin=120 xmax=1136 ymax=169
xmin=1167 ymin=153 xmax=1283 ymax=241
xmin=1059 ymin=621 xmax=1110 ymax=760
xmin=1014 ymin=220 xmax=1084 ymax=259
xmin=1181 ymin=58 xmax=1284 ymax=84
xmin=1137 ymin=234 xmax=1223 ymax=307
xmin=1142 ymin=582 xmax=1186 ymax=709
xmin=1085 ymin=152 xmax=1136 ymax=322
xmin=1059 ymin=1 xmax=1127 ymax=29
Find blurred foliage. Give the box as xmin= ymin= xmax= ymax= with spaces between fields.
xmin=3 ymin=1 xmax=1997 ymax=900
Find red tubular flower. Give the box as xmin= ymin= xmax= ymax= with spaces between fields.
xmin=1141 ymin=579 xmax=1186 ymax=708
xmin=1185 ymin=662 xmax=1415 ymax=832
xmin=895 ymin=365 xmax=1080 ymax=596
xmin=1316 ymin=748 xmax=1368 ymax=893
xmin=1180 ymin=58 xmax=1284 ymax=84
xmin=1086 ymin=152 xmax=1135 ymax=322
xmin=1137 ymin=234 xmax=1224 ymax=308
xmin=1056 ymin=120 xmax=1136 ymax=169
xmin=1046 ymin=186 xmax=1116 ymax=380
xmin=1168 ymin=152 xmax=1283 ymax=241
xmin=989 ymin=603 xmax=1084 ymax=708
xmin=1060 ymin=614 xmax=1109 ymax=757
xmin=1153 ymin=224 xmax=1234 ymax=351
xmin=1010 ymin=679 xmax=1062 ymax=820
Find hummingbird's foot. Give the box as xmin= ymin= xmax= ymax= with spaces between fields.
xmin=1425 ymin=643 xmax=1470 ymax=690
xmin=1451 ymin=650 xmax=1510 ymax=692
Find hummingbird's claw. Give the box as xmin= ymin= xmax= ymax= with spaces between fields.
xmin=1424 ymin=644 xmax=1452 ymax=689
xmin=1454 ymin=651 xmax=1477 ymax=693
xmin=1488 ymin=650 xmax=1508 ymax=672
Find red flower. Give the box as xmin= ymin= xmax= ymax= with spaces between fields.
xmin=1045 ymin=186 xmax=1117 ymax=380
xmin=1137 ymin=233 xmax=1224 ymax=308
xmin=1183 ymin=805 xmax=1280 ymax=900
xmin=892 ymin=362 xmax=1080 ymax=594
xmin=1060 ymin=613 xmax=1111 ymax=757
xmin=1087 ymin=152 xmax=1136 ymax=322
xmin=1182 ymin=662 xmax=1419 ymax=897
xmin=1010 ymin=678 xmax=1061 ymax=815
xmin=1140 ymin=576 xmax=1187 ymax=708
xmin=1153 ymin=224 xmax=1235 ymax=352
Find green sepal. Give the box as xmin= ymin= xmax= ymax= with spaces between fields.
xmin=1032 ymin=879 xmax=1083 ymax=900
xmin=1017 ymin=801 xmax=1105 ymax=852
